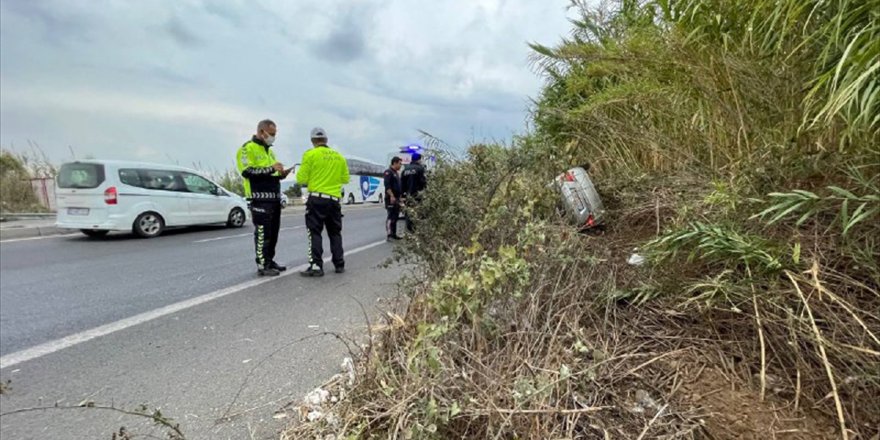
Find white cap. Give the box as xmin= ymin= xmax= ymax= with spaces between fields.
xmin=310 ymin=127 xmax=327 ymax=139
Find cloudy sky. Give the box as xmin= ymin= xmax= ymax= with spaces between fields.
xmin=0 ymin=0 xmax=573 ymax=171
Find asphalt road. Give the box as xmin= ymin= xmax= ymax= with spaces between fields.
xmin=0 ymin=204 xmax=402 ymax=439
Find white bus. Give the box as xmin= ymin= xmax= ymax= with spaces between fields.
xmin=341 ymin=157 xmax=385 ymax=205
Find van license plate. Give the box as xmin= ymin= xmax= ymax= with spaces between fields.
xmin=68 ymin=208 xmax=89 ymax=216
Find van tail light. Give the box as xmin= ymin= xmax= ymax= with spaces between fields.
xmin=564 ymin=172 xmax=575 ymax=182
xmin=104 ymin=186 xmax=118 ymax=205
xmin=586 ymin=214 xmax=595 ymax=228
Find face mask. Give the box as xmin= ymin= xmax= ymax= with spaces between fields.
xmin=264 ymin=135 xmax=275 ymax=145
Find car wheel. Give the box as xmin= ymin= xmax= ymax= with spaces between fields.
xmin=133 ymin=212 xmax=165 ymax=238
xmin=227 ymin=207 xmax=246 ymax=228
xmin=81 ymin=229 xmax=109 ymax=238
xmin=347 ymin=194 xmax=355 ymax=205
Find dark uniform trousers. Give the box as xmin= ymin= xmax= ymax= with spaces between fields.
xmin=386 ymin=204 xmax=401 ymax=237
xmin=305 ymin=197 xmax=344 ymax=269
xmin=251 ymin=200 xmax=282 ymax=268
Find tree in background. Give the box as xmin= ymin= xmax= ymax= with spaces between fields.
xmin=0 ymin=150 xmax=47 ymax=213
xmin=215 ymin=168 xmax=245 ymax=196
xmin=284 ymin=183 xmax=303 ymax=200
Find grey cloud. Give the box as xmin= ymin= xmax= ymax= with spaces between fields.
xmin=329 ymin=69 xmax=530 ymax=115
xmin=324 ymin=104 xmax=360 ymax=120
xmin=143 ymin=66 xmax=204 ymax=87
xmin=48 ymin=61 xmax=204 ymax=89
xmin=163 ymin=16 xmax=205 ymax=48
xmin=308 ymin=5 xmax=378 ymax=64
xmin=380 ymin=83 xmax=530 ymax=114
xmin=1 ymin=0 xmax=95 ymax=44
xmin=201 ymin=1 xmax=246 ymax=25
xmin=1 ymin=1 xmax=569 ymax=169
xmin=109 ymin=65 xmax=206 ymax=89
xmin=314 ymin=28 xmax=366 ymax=63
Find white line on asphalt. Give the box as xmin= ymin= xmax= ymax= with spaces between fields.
xmin=193 ymin=226 xmax=305 ymax=243
xmin=0 ymin=239 xmax=389 ymax=370
xmin=0 ymin=233 xmax=81 ymax=244
xmin=0 ymin=206 xmax=382 ymax=244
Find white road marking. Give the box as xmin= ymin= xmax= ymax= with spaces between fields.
xmin=0 ymin=239 xmax=388 ymax=370
xmin=193 ymin=226 xmax=305 ymax=243
xmin=0 ymin=205 xmax=382 ymax=244
xmin=0 ymin=233 xmax=80 ymax=244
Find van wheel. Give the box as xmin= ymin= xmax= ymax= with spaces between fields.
xmin=227 ymin=208 xmax=246 ymax=228
xmin=133 ymin=212 xmax=164 ymax=238
xmin=81 ymin=229 xmax=109 ymax=238
xmin=347 ymin=194 xmax=355 ymax=205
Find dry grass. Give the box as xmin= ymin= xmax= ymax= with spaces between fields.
xmin=284 ymin=161 xmax=878 ymax=439
xmin=284 ymin=1 xmax=878 ymax=438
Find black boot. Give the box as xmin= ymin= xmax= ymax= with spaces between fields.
xmin=300 ymin=265 xmax=324 ymax=277
xmin=269 ymin=261 xmax=287 ymax=272
xmin=258 ymin=267 xmax=281 ymax=276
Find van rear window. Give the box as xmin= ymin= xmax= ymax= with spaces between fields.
xmin=57 ymin=163 xmax=105 ymax=189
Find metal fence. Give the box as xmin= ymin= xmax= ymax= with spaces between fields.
xmin=29 ymin=178 xmax=56 ymax=211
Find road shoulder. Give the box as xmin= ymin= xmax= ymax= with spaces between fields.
xmin=0 ymin=244 xmax=403 ymax=440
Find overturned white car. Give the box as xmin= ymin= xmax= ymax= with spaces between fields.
xmin=554 ymin=166 xmax=605 ymax=229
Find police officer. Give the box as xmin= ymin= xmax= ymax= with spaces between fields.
xmin=401 ymin=152 xmax=427 ymax=233
xmin=296 ymin=127 xmax=350 ymax=277
xmin=384 ymin=156 xmax=403 ymax=241
xmin=237 ymin=119 xmax=290 ymax=276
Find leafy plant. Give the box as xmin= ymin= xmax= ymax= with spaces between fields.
xmin=646 ymin=222 xmax=784 ymax=272
xmin=752 ymin=186 xmax=880 ymax=235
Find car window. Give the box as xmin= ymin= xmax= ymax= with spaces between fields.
xmin=182 ymin=173 xmax=216 ymax=195
xmin=119 ymin=169 xmax=142 ymax=187
xmin=57 ymin=163 xmax=105 ymax=189
xmin=141 ymin=169 xmax=185 ymax=192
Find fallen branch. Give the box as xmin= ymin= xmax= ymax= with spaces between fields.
xmin=218 ymin=330 xmax=360 ymax=423
xmin=0 ymin=403 xmax=185 ymax=439
xmin=787 ymin=269 xmax=849 ymax=440
xmin=470 ymin=406 xmax=613 ymax=415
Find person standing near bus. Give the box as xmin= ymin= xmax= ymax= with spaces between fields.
xmin=401 ymin=152 xmax=427 ymax=233
xmin=296 ymin=127 xmax=350 ymax=277
xmin=384 ymin=156 xmax=403 ymax=241
xmin=237 ymin=119 xmax=289 ymax=276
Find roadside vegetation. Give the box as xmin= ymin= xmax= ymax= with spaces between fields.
xmin=288 ymin=0 xmax=879 ymax=439
xmin=0 ymin=149 xmax=55 ymax=214
xmin=212 ymin=167 xmax=246 ymax=197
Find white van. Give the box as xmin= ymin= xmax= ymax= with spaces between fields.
xmin=55 ymin=160 xmax=250 ymax=238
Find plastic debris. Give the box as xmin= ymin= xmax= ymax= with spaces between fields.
xmin=631 ymin=389 xmax=662 ymax=416
xmin=341 ymin=357 xmax=356 ymax=386
xmin=304 ymin=388 xmax=330 ymax=406
xmin=627 ymin=253 xmax=646 ymax=266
